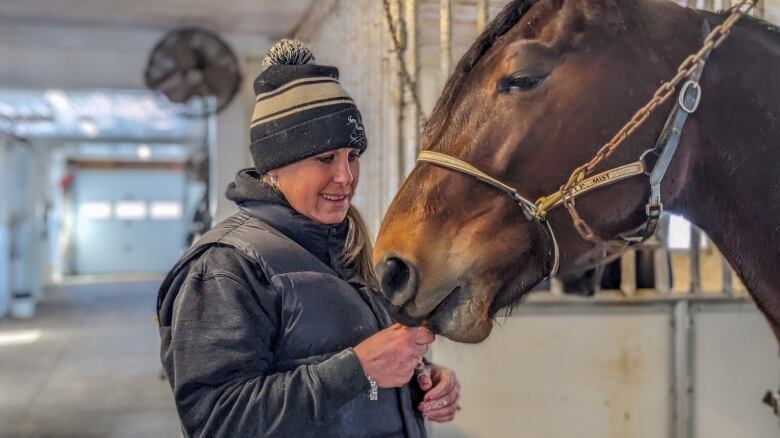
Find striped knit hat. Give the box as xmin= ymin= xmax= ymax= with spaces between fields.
xmin=250 ymin=39 xmax=367 ymax=174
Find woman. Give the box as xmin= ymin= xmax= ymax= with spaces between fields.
xmin=156 ymin=40 xmax=460 ymax=437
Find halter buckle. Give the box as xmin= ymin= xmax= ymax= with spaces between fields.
xmin=679 ymin=80 xmax=702 ymax=114
xmin=646 ymin=201 xmax=663 ymax=219
xmin=639 ymin=148 xmax=660 ymax=176
xmin=511 ymin=193 xmax=535 ymax=221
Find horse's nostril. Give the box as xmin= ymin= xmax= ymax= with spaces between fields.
xmin=379 ymin=257 xmax=416 ymax=306
xmin=382 ymin=257 xmax=410 ymax=292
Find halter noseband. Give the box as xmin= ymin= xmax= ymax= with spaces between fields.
xmin=418 ymin=150 xmax=562 ymax=277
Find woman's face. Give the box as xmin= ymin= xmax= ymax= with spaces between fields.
xmin=272 ymin=147 xmax=361 ymax=224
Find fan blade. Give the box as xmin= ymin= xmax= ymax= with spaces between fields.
xmin=202 ymin=64 xmax=239 ymax=101
xmin=153 ymin=71 xmax=191 ymax=104
xmin=169 ymin=33 xmax=199 ymax=71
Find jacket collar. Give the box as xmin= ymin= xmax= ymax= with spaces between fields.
xmin=226 ymin=168 xmax=349 ymax=271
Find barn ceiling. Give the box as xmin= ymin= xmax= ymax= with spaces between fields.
xmin=0 ymin=0 xmax=316 ymax=37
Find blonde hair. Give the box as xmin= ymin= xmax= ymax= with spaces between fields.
xmin=341 ymin=205 xmax=379 ymax=290
xmin=260 ymin=174 xmax=378 ymax=289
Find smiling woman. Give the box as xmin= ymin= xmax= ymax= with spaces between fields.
xmin=155 ymin=39 xmax=460 ymax=437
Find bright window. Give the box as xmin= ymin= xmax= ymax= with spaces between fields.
xmin=668 ymin=214 xmax=707 ymax=250
xmin=78 ymin=202 xmax=111 ymax=220
xmin=150 ymin=201 xmax=182 ymax=220
xmin=115 ymin=201 xmax=147 ymax=221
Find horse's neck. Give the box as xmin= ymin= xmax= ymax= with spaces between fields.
xmin=674 ymin=14 xmax=780 ymax=340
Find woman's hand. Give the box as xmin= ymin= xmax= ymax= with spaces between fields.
xmin=417 ymin=365 xmax=460 ymax=423
xmin=354 ymin=324 xmax=435 ymax=388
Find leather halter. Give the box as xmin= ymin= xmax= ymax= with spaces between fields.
xmin=416 ymin=22 xmax=712 ymax=279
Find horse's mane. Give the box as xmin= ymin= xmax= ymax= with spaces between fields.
xmin=424 ymin=0 xmax=538 ymax=137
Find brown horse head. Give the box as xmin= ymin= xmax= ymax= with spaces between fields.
xmin=374 ymin=0 xmax=716 ymax=342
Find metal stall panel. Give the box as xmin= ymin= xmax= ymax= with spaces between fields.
xmin=0 ymin=138 xmax=8 ymax=318
xmin=430 ymin=308 xmax=672 ymax=438
xmin=3 ymin=138 xmax=42 ymax=318
xmin=692 ymin=304 xmax=780 ymax=438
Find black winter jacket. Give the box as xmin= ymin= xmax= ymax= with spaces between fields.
xmin=157 ymin=169 xmax=427 ymax=437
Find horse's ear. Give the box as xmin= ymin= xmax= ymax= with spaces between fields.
xmin=576 ymin=0 xmax=618 ymax=13
xmin=569 ymin=0 xmax=624 ymax=32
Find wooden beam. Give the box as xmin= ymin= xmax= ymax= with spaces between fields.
xmin=654 ymin=216 xmax=672 ymax=295
xmin=440 ymin=0 xmax=452 ymax=80
xmin=403 ymin=0 xmax=421 ymax=166
xmin=620 ymin=249 xmax=637 ymax=297
xmin=689 ymin=227 xmax=702 ymax=293
xmin=67 ymin=160 xmax=186 ymax=171
xmin=755 ymin=0 xmax=765 ymax=18
xmin=477 ymin=0 xmax=490 ymax=34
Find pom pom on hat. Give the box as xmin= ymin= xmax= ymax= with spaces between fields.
xmin=262 ymin=39 xmax=316 ymax=67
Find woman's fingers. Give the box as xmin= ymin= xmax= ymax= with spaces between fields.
xmin=419 ymin=384 xmax=458 ymax=412
xmin=424 ymin=402 xmax=459 ymax=422
xmin=417 ymin=367 xmax=433 ymax=390
xmin=414 ymin=327 xmax=435 ymax=344
xmin=423 ymin=372 xmax=457 ymax=402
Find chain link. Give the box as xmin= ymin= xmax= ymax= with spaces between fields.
xmin=553 ymin=0 xmax=757 ymax=241
xmin=382 ymin=0 xmax=428 ymax=124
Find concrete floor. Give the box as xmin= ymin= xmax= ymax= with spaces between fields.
xmin=0 ymin=281 xmax=181 ymax=438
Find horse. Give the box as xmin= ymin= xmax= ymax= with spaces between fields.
xmin=373 ymin=0 xmax=780 ymax=345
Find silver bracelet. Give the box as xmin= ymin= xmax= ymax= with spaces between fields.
xmin=366 ymin=375 xmax=378 ymax=401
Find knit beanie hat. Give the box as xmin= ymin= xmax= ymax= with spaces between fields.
xmin=250 ymin=39 xmax=368 ymax=174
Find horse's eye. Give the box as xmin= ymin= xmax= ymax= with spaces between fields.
xmin=498 ymin=73 xmax=547 ymax=93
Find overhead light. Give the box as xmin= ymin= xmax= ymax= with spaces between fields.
xmin=0 ymin=102 xmax=14 ymax=117
xmin=137 ymin=144 xmax=152 ymax=160
xmin=78 ymin=117 xmax=99 ymax=138
xmin=44 ymin=89 xmax=70 ymax=111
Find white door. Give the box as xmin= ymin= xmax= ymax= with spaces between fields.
xmin=71 ymin=168 xmax=187 ymax=275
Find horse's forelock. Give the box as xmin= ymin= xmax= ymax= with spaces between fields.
xmin=423 ymin=0 xmax=540 ymax=140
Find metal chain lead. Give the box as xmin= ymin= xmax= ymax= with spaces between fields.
xmin=382 ymin=0 xmax=428 ymax=124
xmin=553 ymin=0 xmax=757 ymax=241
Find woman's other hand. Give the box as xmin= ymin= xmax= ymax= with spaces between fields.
xmin=417 ymin=365 xmax=460 ymax=423
xmin=354 ymin=324 xmax=435 ymax=388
